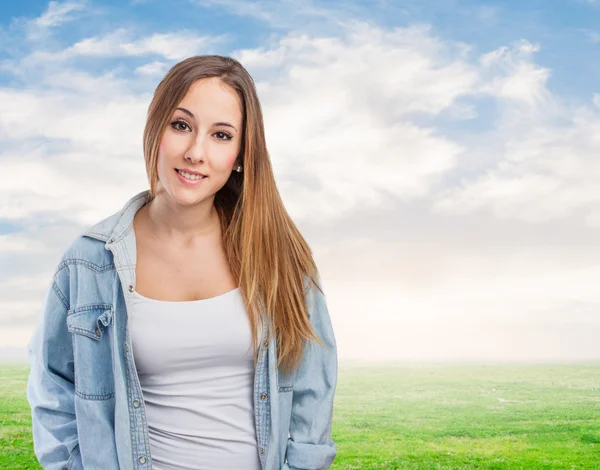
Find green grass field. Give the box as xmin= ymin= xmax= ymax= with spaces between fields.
xmin=1 ymin=362 xmax=599 ymax=469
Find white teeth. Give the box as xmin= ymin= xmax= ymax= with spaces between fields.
xmin=177 ymin=169 xmax=204 ymax=181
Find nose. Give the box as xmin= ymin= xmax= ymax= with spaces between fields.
xmin=184 ymin=134 xmax=207 ymax=163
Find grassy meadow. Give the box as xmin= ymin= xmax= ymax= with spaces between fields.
xmin=1 ymin=362 xmax=599 ymax=469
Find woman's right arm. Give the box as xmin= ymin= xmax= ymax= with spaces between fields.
xmin=27 ymin=268 xmax=83 ymax=469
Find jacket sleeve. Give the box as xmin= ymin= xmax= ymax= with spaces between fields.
xmin=26 ymin=271 xmax=83 ymax=470
xmin=283 ymin=274 xmax=338 ymax=470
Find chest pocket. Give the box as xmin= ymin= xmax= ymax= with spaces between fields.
xmin=66 ymin=304 xmax=115 ymax=400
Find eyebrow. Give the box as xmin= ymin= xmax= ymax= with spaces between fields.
xmin=175 ymin=107 xmax=237 ymax=131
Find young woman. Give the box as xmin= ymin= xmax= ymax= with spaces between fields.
xmin=27 ymin=55 xmax=338 ymax=470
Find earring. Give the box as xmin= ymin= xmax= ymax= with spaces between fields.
xmin=235 ymin=165 xmax=243 ymax=173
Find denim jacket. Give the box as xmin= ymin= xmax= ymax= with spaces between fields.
xmin=26 ymin=189 xmax=338 ymax=470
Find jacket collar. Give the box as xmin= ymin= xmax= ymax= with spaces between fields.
xmin=82 ymin=189 xmax=150 ymax=245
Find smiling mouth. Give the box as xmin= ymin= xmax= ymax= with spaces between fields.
xmin=175 ymin=169 xmax=207 ymax=181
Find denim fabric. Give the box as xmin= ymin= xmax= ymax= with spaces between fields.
xmin=27 ymin=190 xmax=338 ymax=470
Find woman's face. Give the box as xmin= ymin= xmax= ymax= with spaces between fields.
xmin=155 ymin=77 xmax=243 ymax=206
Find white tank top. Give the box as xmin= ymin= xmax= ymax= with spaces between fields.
xmin=128 ymin=286 xmax=261 ymax=470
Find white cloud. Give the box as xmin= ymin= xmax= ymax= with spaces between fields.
xmin=479 ymin=40 xmax=552 ymax=109
xmin=24 ymin=0 xmax=90 ymax=42
xmin=235 ymin=24 xmax=478 ymax=218
xmin=0 ymin=83 xmax=150 ymax=224
xmin=135 ymin=60 xmax=170 ymax=76
xmin=0 ymin=87 xmax=148 ymax=148
xmin=434 ymin=100 xmax=600 ymax=226
xmin=0 ymin=234 xmax=51 ymax=254
xmin=432 ymin=39 xmax=600 ymax=227
xmin=21 ymin=28 xmax=230 ymax=65
xmin=30 ymin=0 xmax=87 ymax=29
xmin=191 ymin=0 xmax=279 ymax=24
xmin=189 ymin=0 xmax=367 ymax=29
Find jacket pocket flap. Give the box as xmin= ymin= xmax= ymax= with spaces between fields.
xmin=67 ymin=304 xmax=113 ymax=341
xmin=277 ymin=366 xmax=295 ymax=392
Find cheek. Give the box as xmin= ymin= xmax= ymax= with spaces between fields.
xmin=157 ymin=136 xmax=175 ymax=166
xmin=212 ymin=150 xmax=238 ymax=172
xmin=218 ymin=154 xmax=237 ymax=171
xmin=159 ymin=130 xmax=180 ymax=153
xmin=158 ymin=135 xmax=170 ymax=156
xmin=156 ymin=140 xmax=172 ymax=178
xmin=157 ymin=143 xmax=166 ymax=168
xmin=225 ymin=155 xmax=237 ymax=167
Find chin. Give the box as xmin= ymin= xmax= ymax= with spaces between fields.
xmin=172 ymin=191 xmax=205 ymax=205
xmin=170 ymin=185 xmax=214 ymax=206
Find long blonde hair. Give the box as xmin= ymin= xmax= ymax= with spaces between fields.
xmin=142 ymin=55 xmax=325 ymax=374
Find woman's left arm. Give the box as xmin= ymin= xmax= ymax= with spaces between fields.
xmin=282 ymin=274 xmax=338 ymax=470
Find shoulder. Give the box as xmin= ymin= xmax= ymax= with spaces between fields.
xmin=51 ymin=226 xmax=119 ymax=309
xmin=54 ymin=211 xmax=123 ymax=278
xmin=56 ymin=236 xmax=113 ymax=274
xmin=56 ymin=189 xmax=148 ymax=270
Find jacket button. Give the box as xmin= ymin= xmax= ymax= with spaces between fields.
xmin=125 ymin=343 xmax=129 ymax=352
xmin=95 ymin=328 xmax=101 ymax=336
xmin=260 ymin=393 xmax=267 ymax=401
xmin=263 ymin=341 xmax=268 ymax=348
xmin=109 ymin=238 xmax=115 ymax=243
xmin=259 ymin=448 xmax=265 ymax=455
xmin=133 ymin=399 xmax=140 ymax=408
xmin=128 ymin=285 xmax=135 ymax=292
xmin=138 ymin=455 xmax=146 ymax=464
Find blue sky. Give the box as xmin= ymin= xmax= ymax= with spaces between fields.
xmin=3 ymin=0 xmax=599 ymax=99
xmin=1 ymin=0 xmax=600 ymax=362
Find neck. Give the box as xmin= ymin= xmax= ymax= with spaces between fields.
xmin=145 ymin=194 xmax=220 ymax=244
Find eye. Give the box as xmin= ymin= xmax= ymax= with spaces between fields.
xmin=171 ymin=119 xmax=190 ymax=132
xmin=214 ymin=131 xmax=233 ymax=141
xmin=171 ymin=120 xmax=232 ymax=141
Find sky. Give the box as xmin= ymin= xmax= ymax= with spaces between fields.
xmin=1 ymin=0 xmax=600 ymax=363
